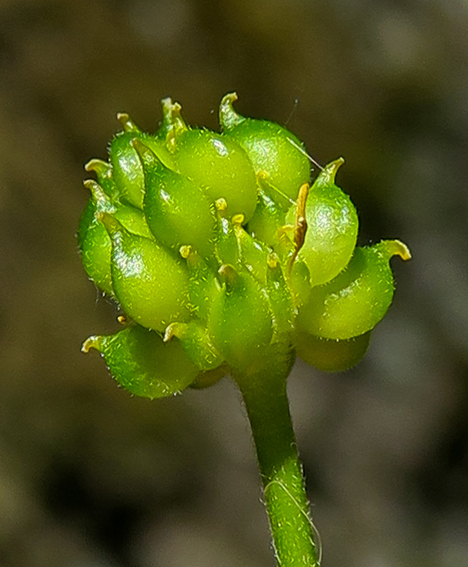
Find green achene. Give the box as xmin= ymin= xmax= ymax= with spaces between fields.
xmin=100 ymin=213 xmax=191 ymax=333
xmin=296 ymin=240 xmax=411 ymax=340
xmin=109 ymin=113 xmax=176 ymax=209
xmin=82 ymin=325 xmax=198 ymax=398
xmin=135 ymin=139 xmax=217 ymax=259
xmin=220 ymin=92 xmax=311 ymax=209
xmin=78 ymin=180 xmax=154 ymax=297
xmin=294 ymin=330 xmax=371 ymax=372
xmin=207 ymin=265 xmax=274 ymax=373
xmin=286 ymin=158 xmax=358 ymax=287
xmin=166 ymin=103 xmax=259 ymax=222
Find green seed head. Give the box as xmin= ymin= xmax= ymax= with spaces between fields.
xmin=80 ymin=93 xmax=410 ymax=397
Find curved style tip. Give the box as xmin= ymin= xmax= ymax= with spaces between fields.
xmin=179 ymin=245 xmax=192 ymax=259
xmin=81 ymin=336 xmax=101 ymax=353
xmin=218 ymin=263 xmax=238 ymax=284
xmin=166 ymin=101 xmax=187 ymax=134
xmin=215 ymin=197 xmax=228 ymax=213
xmin=130 ymin=138 xmax=159 ymax=165
xmin=163 ymin=324 xmax=175 ymax=342
xmin=85 ymin=158 xmax=112 ymax=176
xmin=163 ymin=322 xmax=186 ymax=342
xmin=83 ymin=179 xmax=109 ymax=205
xmin=83 ymin=178 xmax=99 ymax=192
xmin=232 ymin=213 xmax=245 ymax=226
xmin=219 ymin=92 xmax=244 ymax=130
xmin=161 ymin=97 xmax=173 ymax=111
xmin=117 ymin=112 xmax=140 ymax=133
xmin=378 ymin=239 xmax=412 ymax=262
xmin=319 ymin=157 xmax=345 ymax=185
xmin=392 ymin=240 xmax=412 ymax=261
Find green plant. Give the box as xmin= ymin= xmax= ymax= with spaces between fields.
xmin=79 ymin=93 xmax=410 ymax=566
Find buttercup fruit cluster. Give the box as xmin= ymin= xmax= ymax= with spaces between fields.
xmin=79 ymin=93 xmax=410 ymax=396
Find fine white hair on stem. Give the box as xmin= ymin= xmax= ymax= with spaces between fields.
xmin=264 ymin=479 xmax=323 ymax=565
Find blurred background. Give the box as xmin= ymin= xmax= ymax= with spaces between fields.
xmin=1 ymin=0 xmax=468 ymax=565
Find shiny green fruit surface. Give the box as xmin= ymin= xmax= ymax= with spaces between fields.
xmin=173 ymin=129 xmax=258 ymax=221
xmin=109 ymin=116 xmax=175 ymax=209
xmin=294 ymin=331 xmax=371 ymax=372
xmin=78 ymin=182 xmax=153 ymax=296
xmin=207 ymin=267 xmax=274 ymax=372
xmin=220 ymin=93 xmax=311 ymax=210
xmin=78 ymin=199 xmax=114 ymax=296
xmin=296 ymin=240 xmax=411 ymax=340
xmin=82 ymin=325 xmax=198 ymax=398
xmin=101 ymin=214 xmax=191 ymax=332
xmin=137 ymin=141 xmax=216 ymax=258
xmin=247 ymin=188 xmax=286 ymax=248
xmin=286 ymin=159 xmax=358 ymax=287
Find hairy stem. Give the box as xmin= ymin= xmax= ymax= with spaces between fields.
xmin=233 ymin=353 xmax=320 ymax=567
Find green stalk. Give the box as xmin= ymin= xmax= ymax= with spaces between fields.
xmin=233 ymin=351 xmax=320 ymax=567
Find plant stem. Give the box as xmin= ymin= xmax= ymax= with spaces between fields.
xmin=233 ymin=354 xmax=320 ymax=567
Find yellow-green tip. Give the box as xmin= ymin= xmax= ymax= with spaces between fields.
xmin=316 ymin=157 xmax=345 ymax=186
xmin=219 ymin=92 xmax=245 ymax=130
xmin=385 ymin=239 xmax=412 ymax=261
xmin=116 ymin=112 xmax=140 ymax=133
xmin=81 ymin=335 xmax=103 ymax=354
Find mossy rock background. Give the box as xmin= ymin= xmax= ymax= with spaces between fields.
xmin=0 ymin=1 xmax=467 ymax=566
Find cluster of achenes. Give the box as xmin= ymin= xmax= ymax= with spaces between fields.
xmin=79 ymin=93 xmax=410 ymax=397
